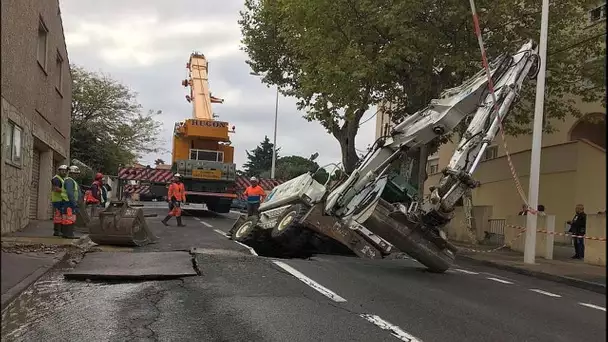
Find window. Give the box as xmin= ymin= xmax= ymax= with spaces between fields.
xmin=189 ymin=149 xmax=224 ymax=162
xmin=589 ymin=3 xmax=606 ymax=24
xmin=5 ymin=121 xmax=23 ymax=165
xmin=37 ymin=17 xmax=49 ymax=70
xmin=482 ymin=145 xmax=498 ymax=161
xmin=56 ymin=52 xmax=64 ymax=92
xmin=427 ymin=158 xmax=439 ymax=175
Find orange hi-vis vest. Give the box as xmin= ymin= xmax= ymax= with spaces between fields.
xmin=168 ymin=182 xmax=186 ymax=202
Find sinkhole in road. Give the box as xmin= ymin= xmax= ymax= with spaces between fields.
xmin=242 ymin=231 xmax=357 ymax=260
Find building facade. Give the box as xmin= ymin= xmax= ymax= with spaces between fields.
xmin=1 ymin=0 xmax=72 ymax=234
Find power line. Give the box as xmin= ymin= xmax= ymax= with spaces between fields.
xmin=548 ymin=31 xmax=606 ymax=56
xmin=359 ymin=109 xmax=379 ymax=126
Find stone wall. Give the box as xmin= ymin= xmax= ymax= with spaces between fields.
xmin=1 ymin=97 xmax=35 ymax=234
xmin=1 ymin=97 xmax=68 ymax=235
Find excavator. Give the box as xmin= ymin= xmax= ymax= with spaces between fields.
xmin=230 ymin=40 xmax=540 ymax=272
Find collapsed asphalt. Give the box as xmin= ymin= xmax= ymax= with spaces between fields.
xmin=1 ymin=206 xmax=605 ymax=342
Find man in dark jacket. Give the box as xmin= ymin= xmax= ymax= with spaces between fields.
xmin=567 ymin=204 xmax=586 ymax=259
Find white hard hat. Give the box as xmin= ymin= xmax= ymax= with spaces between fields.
xmin=250 ymin=176 xmax=258 ymax=182
xmin=58 ymin=165 xmax=68 ymax=170
xmin=174 ymin=173 xmax=182 ymax=178
xmin=68 ymin=165 xmax=80 ymax=173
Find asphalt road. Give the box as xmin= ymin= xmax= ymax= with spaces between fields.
xmin=1 ymin=206 xmax=605 ymax=342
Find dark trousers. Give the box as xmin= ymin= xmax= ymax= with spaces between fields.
xmin=573 ymin=237 xmax=585 ymax=258
xmin=247 ymin=202 xmax=260 ymax=217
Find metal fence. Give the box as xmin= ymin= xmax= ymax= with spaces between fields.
xmin=483 ymin=218 xmax=506 ymax=246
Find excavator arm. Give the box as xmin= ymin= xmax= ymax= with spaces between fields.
xmin=324 ymin=40 xmax=540 ymax=236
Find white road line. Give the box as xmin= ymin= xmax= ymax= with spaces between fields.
xmin=359 ymin=314 xmax=423 ymax=342
xmin=454 ymin=268 xmax=479 ymax=275
xmin=578 ymin=303 xmax=606 ymax=311
xmin=529 ymin=289 xmax=561 ymax=297
xmin=486 ymin=277 xmax=514 ymax=284
xmin=272 ymin=261 xmax=347 ymax=303
xmin=213 ymin=229 xmax=228 ymax=237
xmin=200 ymin=221 xmax=213 ymax=227
xmin=193 ymin=217 xmax=201 ymax=221
xmin=233 ymin=241 xmax=259 ymax=256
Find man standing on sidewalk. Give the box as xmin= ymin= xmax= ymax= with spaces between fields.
xmin=567 ymin=204 xmax=587 ymax=259
xmin=61 ymin=166 xmax=81 ymax=239
xmin=162 ymin=173 xmax=186 ymax=227
xmin=51 ymin=165 xmax=69 ymax=237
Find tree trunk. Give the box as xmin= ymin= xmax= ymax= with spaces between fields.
xmin=334 ymin=123 xmax=360 ymax=174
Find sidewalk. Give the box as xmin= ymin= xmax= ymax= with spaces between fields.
xmin=1 ymin=220 xmax=90 ymax=309
xmin=454 ymin=242 xmax=606 ymax=294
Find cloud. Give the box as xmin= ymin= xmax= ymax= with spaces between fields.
xmin=60 ymin=0 xmax=377 ymax=170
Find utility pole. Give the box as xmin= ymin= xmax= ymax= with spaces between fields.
xmin=524 ymin=0 xmax=550 ymax=264
xmin=271 ymin=86 xmax=279 ymax=179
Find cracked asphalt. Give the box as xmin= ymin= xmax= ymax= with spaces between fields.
xmin=1 ymin=207 xmax=605 ymax=342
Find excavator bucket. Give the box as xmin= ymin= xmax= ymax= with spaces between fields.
xmin=88 ymin=201 xmax=159 ymax=247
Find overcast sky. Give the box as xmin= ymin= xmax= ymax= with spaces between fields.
xmin=59 ymin=0 xmax=377 ymax=170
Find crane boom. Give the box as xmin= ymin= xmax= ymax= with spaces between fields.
xmin=187 ymin=53 xmax=224 ymax=120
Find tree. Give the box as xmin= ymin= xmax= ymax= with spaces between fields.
xmin=154 ymin=158 xmax=165 ymax=166
xmin=242 ymin=136 xmax=280 ymax=177
xmin=239 ymin=0 xmax=605 ymax=177
xmin=275 ymin=155 xmax=331 ymax=183
xmin=70 ymin=66 xmax=164 ymax=174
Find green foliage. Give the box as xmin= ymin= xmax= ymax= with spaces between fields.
xmin=239 ymin=0 xmax=605 ymax=174
xmin=242 ymin=136 xmax=279 ymax=177
xmin=70 ymin=65 xmax=164 ymax=175
xmin=275 ymin=155 xmax=330 ymax=182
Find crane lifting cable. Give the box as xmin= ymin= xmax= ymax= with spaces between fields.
xmin=467 ymin=0 xmax=539 ymax=215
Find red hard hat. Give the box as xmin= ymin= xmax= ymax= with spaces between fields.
xmin=95 ymin=173 xmax=103 ymax=180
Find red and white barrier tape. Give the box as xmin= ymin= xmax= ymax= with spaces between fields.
xmin=460 ymin=223 xmax=606 ymax=253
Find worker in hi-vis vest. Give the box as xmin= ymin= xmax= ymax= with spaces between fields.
xmin=243 ymin=176 xmax=266 ymax=217
xmin=59 ymin=165 xmax=81 ymax=239
xmin=50 ymin=165 xmax=69 ymax=237
xmin=162 ymin=173 xmax=187 ymax=227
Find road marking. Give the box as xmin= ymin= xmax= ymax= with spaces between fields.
xmin=529 ymin=289 xmax=561 ymax=297
xmin=359 ymin=314 xmax=422 ymax=342
xmin=213 ymin=229 xmax=229 ymax=237
xmin=194 ymin=217 xmax=201 ymax=221
xmin=233 ymin=241 xmax=259 ymax=256
xmin=579 ymin=303 xmax=606 ymax=311
xmin=272 ymin=261 xmax=347 ymax=303
xmin=454 ymin=268 xmax=479 ymax=275
xmin=486 ymin=277 xmax=513 ymax=284
xmin=200 ymin=221 xmax=213 ymax=227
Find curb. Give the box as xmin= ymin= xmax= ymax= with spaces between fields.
xmin=0 ymin=251 xmax=69 ymax=311
xmin=457 ymin=255 xmax=606 ymax=294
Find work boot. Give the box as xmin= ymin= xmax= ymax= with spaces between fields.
xmin=61 ymin=225 xmax=79 ymax=239
xmin=162 ymin=216 xmax=171 ymax=226
xmin=177 ymin=217 xmax=186 ymax=227
xmin=53 ymin=224 xmax=62 ymax=237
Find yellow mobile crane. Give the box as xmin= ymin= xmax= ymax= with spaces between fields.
xmin=170 ymin=52 xmax=238 ymax=213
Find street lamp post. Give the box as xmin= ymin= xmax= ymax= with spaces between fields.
xmin=524 ymin=0 xmax=550 ymax=265
xmin=271 ymin=86 xmax=279 ymax=179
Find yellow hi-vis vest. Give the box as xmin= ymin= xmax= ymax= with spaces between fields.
xmin=50 ymin=175 xmax=69 ymax=202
